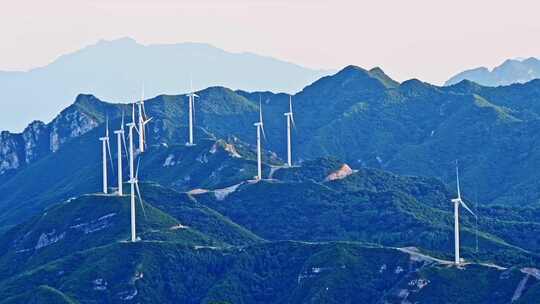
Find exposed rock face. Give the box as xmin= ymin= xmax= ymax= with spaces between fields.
xmin=0 ymin=131 xmax=22 ymax=174
xmin=0 ymin=94 xmax=102 ymax=175
xmin=324 ymin=164 xmax=353 ymax=181
xmin=49 ymin=107 xmax=98 ymax=152
xmin=21 ymin=121 xmax=48 ymax=164
xmin=35 ymin=230 xmax=66 ymax=250
xmin=210 ymin=140 xmax=242 ymax=158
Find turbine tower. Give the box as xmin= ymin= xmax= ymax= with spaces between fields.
xmin=113 ymin=112 xmax=128 ymax=195
xmin=127 ymin=158 xmax=145 ymax=242
xmin=186 ymin=79 xmax=199 ymax=146
xmin=126 ymin=104 xmax=145 ymax=242
xmin=283 ymin=95 xmax=296 ymax=167
xmin=451 ymin=163 xmax=477 ymax=265
xmin=99 ymin=118 xmax=113 ymax=194
xmin=254 ymin=100 xmax=266 ymax=180
xmin=137 ymin=86 xmax=152 ymax=153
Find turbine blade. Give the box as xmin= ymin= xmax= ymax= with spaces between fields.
xmin=121 ymin=111 xmax=125 ymax=131
xmin=140 ymin=84 xmax=145 ymax=105
xmin=136 ymin=157 xmax=140 ymax=179
xmin=135 ymin=182 xmax=147 ymax=219
xmin=460 ymin=199 xmax=477 ymax=217
xmin=105 ymin=116 xmax=109 ymax=137
xmin=142 ymin=102 xmax=148 ymax=121
xmin=133 ymin=124 xmax=140 ymax=136
xmin=122 ymin=133 xmax=129 ymax=158
xmin=131 ymin=104 xmax=136 ymax=124
xmin=259 ymin=100 xmax=263 ymax=125
xmin=258 ymin=101 xmax=266 ymax=140
xmin=289 ymin=95 xmax=293 ymax=114
xmin=289 ymin=96 xmax=296 ymax=129
xmin=192 ymin=100 xmax=196 ymax=133
xmin=261 ymin=124 xmax=267 ymax=141
xmin=456 ymin=161 xmax=461 ymax=199
xmin=107 ymin=140 xmax=114 ymax=173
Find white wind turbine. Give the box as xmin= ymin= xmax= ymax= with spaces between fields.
xmin=137 ymin=86 xmax=152 ymax=153
xmin=186 ymin=79 xmax=199 ymax=146
xmin=283 ymin=95 xmax=296 ymax=167
xmin=113 ymin=112 xmax=129 ymax=196
xmin=99 ymin=118 xmax=114 ymax=194
xmin=253 ymin=100 xmax=266 ymax=180
xmin=451 ymin=163 xmax=477 ymax=265
xmin=126 ymin=104 xmax=146 ymax=242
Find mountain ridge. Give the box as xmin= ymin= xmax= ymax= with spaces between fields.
xmin=6 ymin=65 xmax=540 ymax=207
xmin=445 ymin=57 xmax=540 ymax=86
xmin=1 ymin=37 xmax=334 ymax=132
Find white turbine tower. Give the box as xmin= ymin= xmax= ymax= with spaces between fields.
xmin=254 ymin=100 xmax=266 ymax=180
xmin=283 ymin=95 xmax=296 ymax=167
xmin=128 ymin=158 xmax=146 ymax=242
xmin=99 ymin=118 xmax=113 ymax=194
xmin=126 ymin=104 xmax=146 ymax=242
xmin=137 ymin=86 xmax=152 ymax=153
xmin=186 ymin=79 xmax=199 ymax=146
xmin=451 ymin=163 xmax=477 ymax=265
xmin=113 ymin=112 xmax=128 ymax=196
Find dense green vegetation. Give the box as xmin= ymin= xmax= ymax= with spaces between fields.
xmin=1 ymin=66 xmax=540 ymax=302
xmin=0 ymin=239 xmax=537 ymax=304
xmin=8 ymin=65 xmax=540 ymax=207
xmin=0 ymin=153 xmax=538 ymax=302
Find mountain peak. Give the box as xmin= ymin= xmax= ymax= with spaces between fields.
xmin=74 ymin=93 xmax=98 ymax=104
xmin=95 ymin=37 xmax=138 ymax=46
xmin=304 ymin=65 xmax=398 ymax=93
xmin=446 ymin=57 xmax=540 ymax=86
xmin=368 ymin=67 xmax=400 ymax=88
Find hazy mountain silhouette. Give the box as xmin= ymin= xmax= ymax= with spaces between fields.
xmin=445 ymin=57 xmax=540 ymax=86
xmin=1 ymin=37 xmax=332 ymax=132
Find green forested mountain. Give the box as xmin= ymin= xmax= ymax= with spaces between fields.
xmin=0 ymin=138 xmax=538 ymax=302
xmin=0 ymin=179 xmax=538 ymax=304
xmin=1 ymin=66 xmax=540 ymax=302
xmin=5 ymin=65 xmax=540 ymax=206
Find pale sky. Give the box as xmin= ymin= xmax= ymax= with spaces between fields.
xmin=2 ymin=0 xmax=540 ymax=84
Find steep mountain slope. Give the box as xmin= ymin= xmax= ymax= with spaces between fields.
xmin=5 ymin=64 xmax=540 ymax=207
xmin=0 ymin=192 xmax=220 ymax=281
xmin=0 ymin=123 xmax=278 ymax=232
xmin=445 ymin=57 xmax=540 ymax=86
xmin=0 ymin=142 xmax=538 ymax=302
xmin=193 ymin=158 xmax=540 ymax=268
xmin=0 ymin=239 xmax=537 ymax=304
xmin=2 ymin=37 xmax=332 ymax=132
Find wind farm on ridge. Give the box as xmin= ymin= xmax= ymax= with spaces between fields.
xmin=96 ymin=79 xmax=479 ymax=268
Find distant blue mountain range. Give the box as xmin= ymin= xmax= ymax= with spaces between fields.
xmin=1 ymin=37 xmax=332 ymax=132
xmin=445 ymin=57 xmax=540 ymax=86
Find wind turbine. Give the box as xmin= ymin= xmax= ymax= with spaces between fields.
xmin=127 ymin=158 xmax=146 ymax=242
xmin=283 ymin=95 xmax=296 ymax=167
xmin=126 ymin=104 xmax=146 ymax=242
xmin=137 ymin=86 xmax=152 ymax=153
xmin=113 ymin=112 xmax=128 ymax=196
xmin=451 ymin=163 xmax=477 ymax=265
xmin=186 ymin=79 xmax=199 ymax=146
xmin=99 ymin=118 xmax=113 ymax=194
xmin=253 ymin=99 xmax=266 ymax=180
